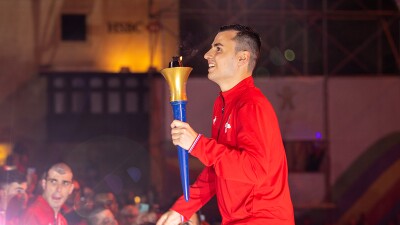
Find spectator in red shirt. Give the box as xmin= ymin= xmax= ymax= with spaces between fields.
xmin=21 ymin=162 xmax=75 ymax=225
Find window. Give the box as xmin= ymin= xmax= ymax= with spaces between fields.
xmin=61 ymin=14 xmax=86 ymax=41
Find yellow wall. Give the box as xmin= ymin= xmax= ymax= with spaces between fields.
xmin=38 ymin=0 xmax=179 ymax=72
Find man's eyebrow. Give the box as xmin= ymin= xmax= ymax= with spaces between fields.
xmin=47 ymin=177 xmax=71 ymax=182
xmin=212 ymin=43 xmax=223 ymax=48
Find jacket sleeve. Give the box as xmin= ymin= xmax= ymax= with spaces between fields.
xmin=190 ymin=102 xmax=279 ymax=185
xmin=171 ymin=166 xmax=216 ymax=221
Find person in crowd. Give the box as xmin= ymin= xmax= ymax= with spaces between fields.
xmin=3 ymin=142 xmax=29 ymax=174
xmin=81 ymin=186 xmax=96 ymax=216
xmin=25 ymin=167 xmax=39 ymax=205
xmin=94 ymin=192 xmax=119 ymax=218
xmin=198 ymin=213 xmax=210 ymax=225
xmin=62 ymin=180 xmax=88 ymax=225
xmin=87 ymin=207 xmax=118 ymax=225
xmin=119 ymin=204 xmax=139 ymax=225
xmin=0 ymin=169 xmax=27 ymax=224
xmin=20 ymin=162 xmax=75 ymax=225
xmin=156 ymin=24 xmax=294 ymax=225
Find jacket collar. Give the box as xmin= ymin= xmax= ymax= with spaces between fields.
xmin=36 ymin=196 xmax=59 ymax=218
xmin=220 ymin=76 xmax=254 ymax=103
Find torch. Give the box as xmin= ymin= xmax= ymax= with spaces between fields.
xmin=160 ymin=56 xmax=192 ymax=201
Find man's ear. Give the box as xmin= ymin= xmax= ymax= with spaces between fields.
xmin=237 ymin=51 xmax=250 ymax=66
xmin=41 ymin=179 xmax=46 ymax=190
xmin=68 ymin=184 xmax=74 ymax=195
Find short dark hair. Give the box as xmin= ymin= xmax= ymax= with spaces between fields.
xmin=0 ymin=169 xmax=27 ymax=188
xmin=44 ymin=162 xmax=74 ymax=180
xmin=219 ymin=24 xmax=261 ymax=71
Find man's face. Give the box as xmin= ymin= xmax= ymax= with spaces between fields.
xmin=204 ymin=30 xmax=240 ymax=90
xmin=41 ymin=169 xmax=74 ymax=212
xmin=5 ymin=182 xmax=27 ymax=203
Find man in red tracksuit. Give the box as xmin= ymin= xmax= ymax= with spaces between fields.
xmin=21 ymin=163 xmax=74 ymax=225
xmin=157 ymin=24 xmax=294 ymax=225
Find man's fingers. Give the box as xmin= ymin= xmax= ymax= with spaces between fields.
xmin=156 ymin=210 xmax=183 ymax=225
xmin=171 ymin=120 xmax=187 ymax=128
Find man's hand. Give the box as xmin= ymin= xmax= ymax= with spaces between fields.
xmin=156 ymin=210 xmax=183 ymax=225
xmin=171 ymin=120 xmax=198 ymax=150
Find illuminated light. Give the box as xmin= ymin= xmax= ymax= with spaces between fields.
xmin=315 ymin=132 xmax=322 ymax=139
xmin=0 ymin=143 xmax=12 ymax=166
xmin=99 ymin=36 xmax=164 ymax=73
xmin=134 ymin=196 xmax=141 ymax=204
xmin=284 ymin=49 xmax=295 ymax=61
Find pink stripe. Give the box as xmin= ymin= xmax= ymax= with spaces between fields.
xmin=188 ymin=134 xmax=202 ymax=153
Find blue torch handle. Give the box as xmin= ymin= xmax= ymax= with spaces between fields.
xmin=171 ymin=101 xmax=190 ymax=202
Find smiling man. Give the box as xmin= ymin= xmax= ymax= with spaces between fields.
xmin=21 ymin=163 xmax=74 ymax=225
xmin=157 ymin=24 xmax=294 ymax=225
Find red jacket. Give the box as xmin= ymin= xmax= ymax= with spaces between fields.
xmin=172 ymin=77 xmax=294 ymax=225
xmin=20 ymin=196 xmax=68 ymax=225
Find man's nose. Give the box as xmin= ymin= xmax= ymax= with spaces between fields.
xmin=55 ymin=183 xmax=63 ymax=192
xmin=204 ymin=49 xmax=212 ymax=60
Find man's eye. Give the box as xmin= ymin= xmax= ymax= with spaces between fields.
xmin=62 ymin=181 xmax=72 ymax=186
xmin=216 ymin=47 xmax=221 ymax=51
xmin=49 ymin=179 xmax=57 ymax=184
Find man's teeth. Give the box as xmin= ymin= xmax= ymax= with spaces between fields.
xmin=209 ymin=63 xmax=215 ymax=68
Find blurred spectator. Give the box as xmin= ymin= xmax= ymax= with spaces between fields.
xmin=0 ymin=169 xmax=27 ymax=224
xmin=119 ymin=204 xmax=139 ymax=225
xmin=199 ymin=213 xmax=210 ymax=225
xmin=26 ymin=167 xmax=38 ymax=205
xmin=3 ymin=142 xmax=30 ymax=173
xmin=94 ymin=192 xmax=119 ymax=217
xmin=3 ymin=154 xmax=18 ymax=171
xmin=21 ymin=162 xmax=75 ymax=225
xmin=88 ymin=207 xmax=118 ymax=225
xmin=62 ymin=180 xmax=88 ymax=225
xmin=136 ymin=203 xmax=158 ymax=225
xmin=180 ymin=213 xmax=210 ymax=225
xmin=118 ymin=190 xmax=136 ymax=206
xmin=81 ymin=186 xmax=95 ymax=215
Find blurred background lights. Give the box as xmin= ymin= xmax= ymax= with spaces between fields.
xmin=127 ymin=167 xmax=142 ymax=182
xmin=134 ymin=196 xmax=141 ymax=204
xmin=315 ymin=132 xmax=322 ymax=139
xmin=0 ymin=144 xmax=12 ymax=166
xmin=284 ymin=49 xmax=296 ymax=61
xmin=269 ymin=47 xmax=287 ymax=66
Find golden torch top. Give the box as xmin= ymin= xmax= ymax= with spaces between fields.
xmin=160 ymin=56 xmax=193 ymax=102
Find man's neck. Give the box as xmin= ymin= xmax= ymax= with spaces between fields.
xmin=219 ymin=74 xmax=252 ymax=92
